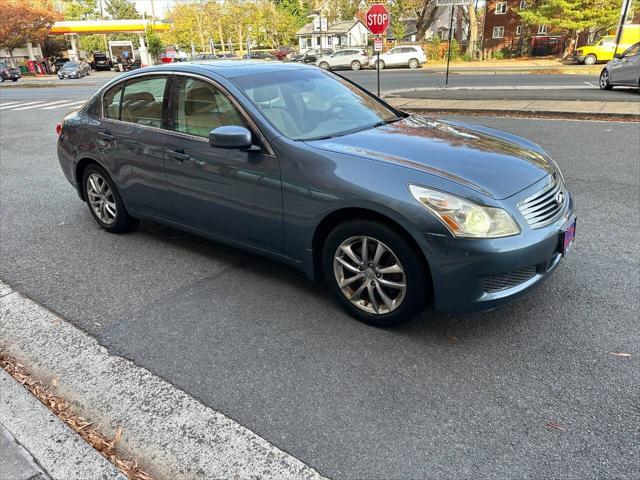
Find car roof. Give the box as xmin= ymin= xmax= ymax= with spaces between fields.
xmin=119 ymin=60 xmax=316 ymax=79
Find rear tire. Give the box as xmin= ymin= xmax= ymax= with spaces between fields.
xmin=322 ymin=220 xmax=428 ymax=327
xmin=408 ymin=58 xmax=419 ymax=69
xmin=599 ymin=69 xmax=612 ymax=90
xmin=319 ymin=61 xmax=330 ymax=70
xmin=82 ymin=164 xmax=137 ymax=233
xmin=351 ymin=60 xmax=361 ymax=71
xmin=584 ymin=54 xmax=597 ymax=65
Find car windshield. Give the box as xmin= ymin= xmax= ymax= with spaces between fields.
xmin=232 ymin=69 xmax=402 ymax=141
xmin=62 ymin=62 xmax=78 ymax=69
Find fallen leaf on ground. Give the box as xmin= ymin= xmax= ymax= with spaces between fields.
xmin=51 ymin=378 xmax=58 ymax=387
xmin=545 ymin=422 xmax=566 ymax=431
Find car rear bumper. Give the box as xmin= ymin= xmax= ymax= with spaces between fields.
xmin=419 ymin=196 xmax=575 ymax=314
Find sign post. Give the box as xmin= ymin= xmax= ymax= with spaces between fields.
xmin=365 ymin=3 xmax=390 ymax=97
xmin=436 ymin=0 xmax=471 ymax=87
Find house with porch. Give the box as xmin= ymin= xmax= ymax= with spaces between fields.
xmin=295 ymin=16 xmax=369 ymax=51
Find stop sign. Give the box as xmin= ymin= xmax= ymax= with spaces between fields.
xmin=365 ymin=4 xmax=390 ymax=36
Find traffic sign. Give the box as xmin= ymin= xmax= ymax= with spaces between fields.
xmin=373 ymin=37 xmax=383 ymax=52
xmin=365 ymin=4 xmax=390 ymax=35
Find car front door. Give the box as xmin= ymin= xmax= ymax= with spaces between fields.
xmin=331 ymin=51 xmax=347 ymax=68
xmin=163 ymin=74 xmax=283 ymax=253
xmin=98 ymin=74 xmax=170 ymax=217
xmin=386 ymin=48 xmax=401 ymax=66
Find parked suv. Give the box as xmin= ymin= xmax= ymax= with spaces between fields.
xmin=293 ymin=48 xmax=334 ymax=63
xmin=0 ymin=66 xmax=21 ymax=82
xmin=92 ymin=52 xmax=111 ymax=71
xmin=369 ymin=46 xmax=427 ymax=69
xmin=316 ymin=48 xmax=369 ymax=71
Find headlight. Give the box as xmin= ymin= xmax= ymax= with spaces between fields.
xmin=409 ymin=185 xmax=520 ymax=238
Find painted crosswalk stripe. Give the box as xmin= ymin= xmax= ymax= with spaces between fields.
xmin=13 ymin=100 xmax=73 ymax=110
xmin=42 ymin=100 xmax=86 ymax=110
xmin=0 ymin=101 xmax=45 ymax=110
xmin=0 ymin=101 xmax=21 ymax=108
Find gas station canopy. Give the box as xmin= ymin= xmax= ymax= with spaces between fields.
xmin=50 ymin=20 xmax=170 ymax=35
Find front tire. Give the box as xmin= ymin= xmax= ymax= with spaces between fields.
xmin=82 ymin=164 xmax=136 ymax=233
xmin=584 ymin=54 xmax=597 ymax=65
xmin=322 ymin=220 xmax=428 ymax=327
xmin=599 ymin=69 xmax=612 ymax=90
xmin=375 ymin=59 xmax=385 ymax=70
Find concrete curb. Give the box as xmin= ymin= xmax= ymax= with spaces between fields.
xmin=386 ymin=98 xmax=640 ymax=120
xmin=0 ymin=281 xmax=327 ymax=480
xmin=0 ymin=370 xmax=126 ymax=480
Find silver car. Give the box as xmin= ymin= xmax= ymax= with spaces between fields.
xmin=599 ymin=42 xmax=640 ymax=90
xmin=316 ymin=49 xmax=370 ymax=71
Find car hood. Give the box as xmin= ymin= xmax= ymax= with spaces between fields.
xmin=306 ymin=116 xmax=553 ymax=199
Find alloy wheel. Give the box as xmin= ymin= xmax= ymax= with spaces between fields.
xmin=600 ymin=70 xmax=609 ymax=89
xmin=351 ymin=60 xmax=361 ymax=71
xmin=86 ymin=173 xmax=117 ymax=224
xmin=409 ymin=59 xmax=419 ymax=69
xmin=333 ymin=236 xmax=407 ymax=315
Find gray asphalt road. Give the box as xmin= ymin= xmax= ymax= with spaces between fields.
xmin=1 ymin=88 xmax=639 ymax=479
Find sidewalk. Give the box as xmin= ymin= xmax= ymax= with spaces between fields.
xmin=423 ymin=57 xmax=601 ymax=75
xmin=0 ymin=422 xmax=51 ymax=480
xmin=387 ymin=97 xmax=640 ymax=119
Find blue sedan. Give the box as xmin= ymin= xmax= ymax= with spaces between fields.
xmin=56 ymin=61 xmax=575 ymax=327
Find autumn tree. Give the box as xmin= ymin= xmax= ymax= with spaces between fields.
xmin=519 ymin=0 xmax=623 ymax=57
xmin=105 ymin=0 xmax=141 ymax=19
xmin=0 ymin=0 xmax=60 ymax=61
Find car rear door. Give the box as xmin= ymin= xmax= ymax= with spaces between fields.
xmin=98 ymin=74 xmax=170 ymax=217
xmin=163 ymin=74 xmax=283 ymax=253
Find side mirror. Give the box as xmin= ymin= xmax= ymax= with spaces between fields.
xmin=209 ymin=126 xmax=254 ymax=150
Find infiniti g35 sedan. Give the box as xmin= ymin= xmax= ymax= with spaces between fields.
xmin=57 ymin=61 xmax=576 ymax=327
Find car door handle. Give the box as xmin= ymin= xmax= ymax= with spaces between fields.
xmin=168 ymin=149 xmax=191 ymax=163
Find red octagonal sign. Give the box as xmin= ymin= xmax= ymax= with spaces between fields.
xmin=365 ymin=4 xmax=390 ymax=35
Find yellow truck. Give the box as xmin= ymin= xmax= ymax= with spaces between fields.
xmin=574 ymin=25 xmax=640 ymax=65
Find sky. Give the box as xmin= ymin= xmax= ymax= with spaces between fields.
xmin=133 ymin=0 xmax=175 ymax=18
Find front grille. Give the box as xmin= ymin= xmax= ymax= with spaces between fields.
xmin=518 ymin=174 xmax=567 ymax=229
xmin=482 ymin=267 xmax=537 ymax=293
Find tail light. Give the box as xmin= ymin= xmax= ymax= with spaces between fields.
xmin=55 ymin=122 xmax=63 ymax=137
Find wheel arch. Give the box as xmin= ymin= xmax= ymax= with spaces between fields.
xmin=75 ymin=157 xmax=109 ymax=201
xmin=309 ymin=207 xmax=433 ymax=294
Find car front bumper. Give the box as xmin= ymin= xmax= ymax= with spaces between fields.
xmin=419 ymin=194 xmax=575 ymax=314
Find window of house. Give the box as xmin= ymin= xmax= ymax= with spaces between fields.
xmin=173 ymin=77 xmax=246 ymax=138
xmin=538 ymin=25 xmax=548 ymax=34
xmin=119 ymin=75 xmax=167 ymax=128
xmin=327 ymin=36 xmax=332 ymax=46
xmin=519 ymin=0 xmax=527 ymax=9
xmin=316 ymin=36 xmax=321 ymax=46
xmin=516 ymin=25 xmax=523 ymax=36
xmin=495 ymin=2 xmax=507 ymax=14
xmin=492 ymin=26 xmax=505 ymax=39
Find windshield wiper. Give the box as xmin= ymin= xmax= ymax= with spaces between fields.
xmin=303 ymin=117 xmax=405 ymax=142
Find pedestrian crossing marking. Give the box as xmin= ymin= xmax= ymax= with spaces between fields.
xmin=0 ymin=99 xmax=87 ymax=111
xmin=13 ymin=100 xmax=72 ymax=110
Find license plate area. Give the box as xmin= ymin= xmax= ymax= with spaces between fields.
xmin=561 ymin=218 xmax=576 ymax=256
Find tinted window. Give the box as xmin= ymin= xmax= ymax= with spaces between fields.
xmin=623 ymin=43 xmax=640 ymax=57
xmin=103 ymin=83 xmax=124 ymax=119
xmin=120 ymin=76 xmax=167 ymax=128
xmin=174 ymin=77 xmax=246 ymax=138
xmin=233 ymin=69 xmax=399 ymax=141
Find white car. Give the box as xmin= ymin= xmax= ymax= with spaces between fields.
xmin=369 ymin=46 xmax=427 ymax=70
xmin=315 ymin=49 xmax=370 ymax=71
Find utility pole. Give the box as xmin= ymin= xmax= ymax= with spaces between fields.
xmin=614 ymin=0 xmax=632 ymax=57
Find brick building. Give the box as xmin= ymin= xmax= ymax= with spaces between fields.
xmin=482 ymin=0 xmax=551 ymax=56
